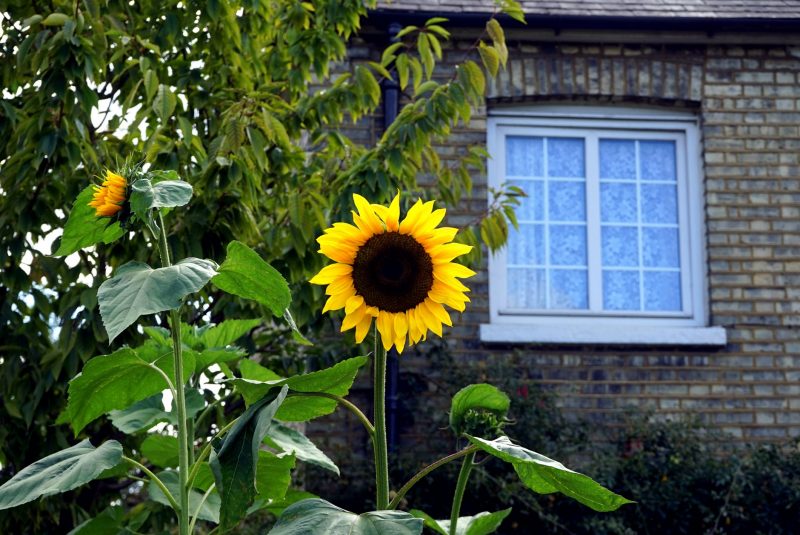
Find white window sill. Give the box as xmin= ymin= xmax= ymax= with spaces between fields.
xmin=479 ymin=323 xmax=727 ymax=346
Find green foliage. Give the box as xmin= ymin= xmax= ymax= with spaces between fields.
xmin=269 ymin=498 xmax=423 ymax=535
xmin=211 ymin=241 xmax=290 ymax=317
xmin=98 ymin=258 xmax=218 ymax=341
xmin=108 ymin=389 xmax=204 ymax=434
xmin=53 ymin=184 xmax=124 ymax=256
xmin=264 ymin=422 xmax=340 ymax=475
xmin=466 ymin=436 xmax=633 ymax=513
xmin=210 ymin=386 xmax=288 ymax=531
xmin=59 ymin=345 xmax=195 ymax=434
xmin=149 ymin=470 xmax=221 ymax=523
xmin=410 ymin=508 xmax=511 ymax=535
xmin=0 ymin=440 xmax=122 ymax=510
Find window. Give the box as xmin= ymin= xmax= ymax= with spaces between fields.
xmin=482 ymin=106 xmax=725 ymax=345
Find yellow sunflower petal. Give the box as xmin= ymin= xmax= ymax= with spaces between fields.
xmin=355 ymin=314 xmax=373 ymax=343
xmin=408 ymin=308 xmax=423 ymax=344
xmin=352 ymin=194 xmax=384 ymax=234
xmin=322 ymin=288 xmax=355 ymax=313
xmin=424 ymin=299 xmax=453 ymax=327
xmin=436 ymin=263 xmax=476 ymax=279
xmin=428 ymin=242 xmax=473 ymax=263
xmin=318 ymin=242 xmax=357 ymax=264
xmin=394 ymin=312 xmax=408 ymax=341
xmin=325 ymin=275 xmax=354 ymax=296
xmin=376 ymin=311 xmax=395 ymax=351
xmin=345 ymin=294 xmax=365 ymax=314
xmin=411 ymin=207 xmax=446 ymax=238
xmin=398 ymin=199 xmax=425 ymax=234
xmin=372 ymin=192 xmax=400 ymax=231
xmin=310 ymin=263 xmax=353 ymax=285
xmin=341 ymin=304 xmax=366 ymax=332
xmin=433 ymin=271 xmax=470 ymax=293
xmin=417 ymin=302 xmax=443 ymax=337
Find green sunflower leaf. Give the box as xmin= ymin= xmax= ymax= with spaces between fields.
xmin=230 ymin=356 xmax=368 ymax=421
xmin=449 ymin=384 xmax=510 ymax=435
xmin=0 ymin=440 xmax=122 ymax=510
xmin=108 ymin=389 xmax=205 ymax=434
xmin=255 ymin=450 xmax=296 ymax=501
xmin=264 ymin=422 xmax=339 ymax=475
xmin=212 ymin=241 xmax=291 ymax=317
xmin=149 ymin=470 xmax=220 ymax=523
xmin=60 ymin=344 xmax=195 ymax=435
xmin=53 ymin=184 xmax=124 ymax=257
xmin=465 ymin=435 xmax=633 ymax=512
xmin=409 ymin=508 xmax=511 ymax=535
xmin=269 ymin=499 xmax=422 ymax=535
xmin=200 ymin=318 xmax=262 ymax=348
xmin=211 ymin=386 xmax=289 ymax=531
xmin=98 ymin=258 xmax=218 ymax=342
xmin=129 ymin=177 xmax=193 ymax=217
xmin=141 ymin=434 xmax=179 ymax=468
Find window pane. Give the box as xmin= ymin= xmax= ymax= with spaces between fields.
xmin=549 ymin=181 xmax=586 ymax=221
xmin=551 ymin=269 xmax=588 ymax=309
xmin=547 ymin=137 xmax=585 ymax=178
xmin=507 ymin=267 xmax=546 ymax=308
xmin=509 ymin=179 xmax=544 ymax=221
xmin=507 ymin=224 xmax=545 ymax=265
xmin=644 ymin=271 xmax=682 ymax=311
xmin=599 ymin=139 xmax=636 ymax=179
xmin=600 ymin=182 xmax=638 ymax=223
xmin=603 ymin=270 xmax=640 ymax=310
xmin=641 ymin=184 xmax=678 ymax=224
xmin=640 ymin=140 xmax=676 ymax=181
xmin=601 ymin=226 xmax=639 ymax=267
xmin=642 ymin=227 xmax=680 ymax=268
xmin=507 ymin=136 xmax=543 ymax=177
xmin=550 ymin=224 xmax=587 ymax=266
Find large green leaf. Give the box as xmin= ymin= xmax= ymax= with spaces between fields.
xmin=141 ymin=434 xmax=179 ymax=468
xmin=231 ymin=356 xmax=368 ymax=421
xmin=201 ymin=318 xmax=262 ymax=348
xmin=210 ymin=386 xmax=289 ymax=531
xmin=61 ymin=345 xmax=195 ymax=434
xmin=410 ymin=508 xmax=511 ymax=535
xmin=466 ymin=436 xmax=633 ymax=512
xmin=53 ymin=184 xmax=124 ymax=257
xmin=264 ymin=422 xmax=339 ymax=475
xmin=129 ymin=178 xmax=193 ymax=225
xmin=449 ymin=384 xmax=510 ymax=435
xmin=0 ymin=440 xmax=122 ymax=510
xmin=108 ymin=389 xmax=205 ymax=434
xmin=67 ymin=506 xmax=125 ymax=535
xmin=256 ymin=450 xmax=295 ymax=501
xmin=270 ymin=498 xmax=422 ymax=534
xmin=149 ymin=470 xmax=220 ymax=523
xmin=98 ymin=258 xmax=218 ymax=342
xmin=211 ymin=241 xmax=290 ymax=316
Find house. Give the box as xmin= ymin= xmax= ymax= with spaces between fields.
xmin=308 ymin=0 xmax=800 ymax=471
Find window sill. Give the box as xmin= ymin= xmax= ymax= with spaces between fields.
xmin=479 ymin=323 xmax=727 ymax=346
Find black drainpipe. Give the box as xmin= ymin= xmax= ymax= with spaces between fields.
xmin=383 ymin=21 xmax=402 ymax=453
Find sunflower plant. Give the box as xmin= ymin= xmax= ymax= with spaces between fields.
xmin=0 ymin=165 xmax=631 ymax=533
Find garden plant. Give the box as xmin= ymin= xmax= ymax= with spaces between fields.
xmin=0 ymin=1 xmax=634 ymax=533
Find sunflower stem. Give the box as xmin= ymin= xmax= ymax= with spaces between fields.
xmin=449 ymin=451 xmax=476 ymax=535
xmin=373 ymin=326 xmax=390 ymax=509
xmin=155 ymin=211 xmax=191 ymax=535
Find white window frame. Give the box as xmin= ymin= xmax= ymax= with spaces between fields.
xmin=481 ymin=105 xmax=726 ymax=346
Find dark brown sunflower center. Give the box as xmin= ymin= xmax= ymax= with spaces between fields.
xmin=352 ymin=231 xmax=434 ymax=312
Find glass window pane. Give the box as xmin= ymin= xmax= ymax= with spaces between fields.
xmin=507 ymin=136 xmax=543 ymax=177
xmin=599 ymin=139 xmax=636 ymax=179
xmin=603 ymin=270 xmax=640 ymax=310
xmin=507 ymin=267 xmax=546 ymax=309
xmin=549 ymin=181 xmax=586 ymax=222
xmin=600 ymin=182 xmax=638 ymax=223
xmin=547 ymin=137 xmax=585 ymax=178
xmin=644 ymin=271 xmax=682 ymax=311
xmin=509 ymin=179 xmax=544 ymax=221
xmin=507 ymin=224 xmax=545 ymax=265
xmin=601 ymin=226 xmax=639 ymax=267
xmin=550 ymin=269 xmax=588 ymax=309
xmin=642 ymin=227 xmax=680 ymax=268
xmin=550 ymin=224 xmax=587 ymax=266
xmin=641 ymin=184 xmax=678 ymax=224
xmin=640 ymin=140 xmax=676 ymax=181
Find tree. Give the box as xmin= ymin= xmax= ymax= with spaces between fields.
xmin=0 ymin=0 xmax=520 ymax=531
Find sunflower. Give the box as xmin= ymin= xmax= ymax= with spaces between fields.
xmin=310 ymin=193 xmax=475 ymax=353
xmin=88 ymin=170 xmax=127 ymax=217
